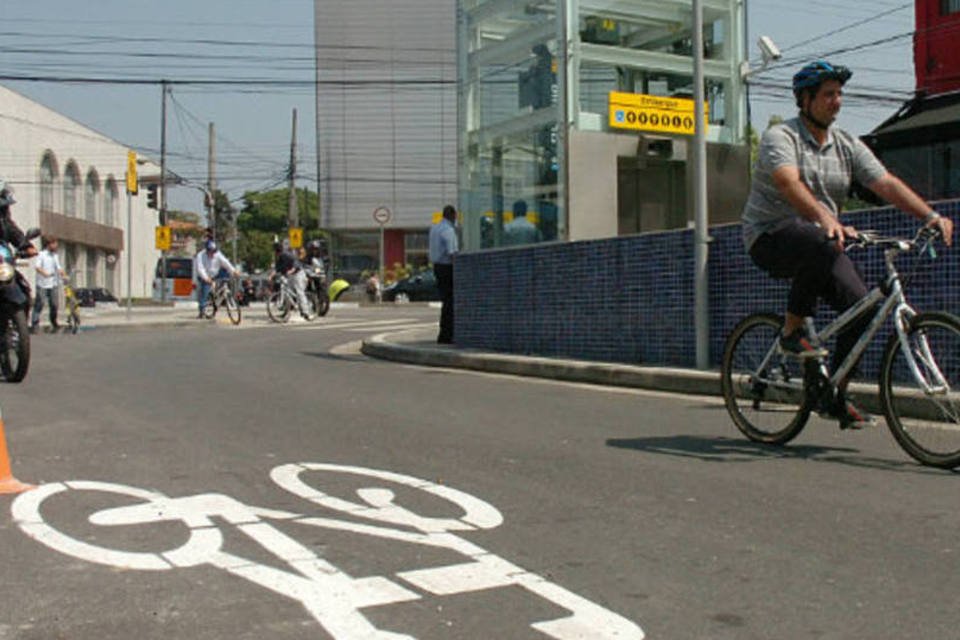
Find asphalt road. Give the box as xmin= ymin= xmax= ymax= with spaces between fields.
xmin=0 ymin=306 xmax=957 ymax=639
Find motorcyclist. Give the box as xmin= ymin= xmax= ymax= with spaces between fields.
xmin=303 ymin=240 xmax=327 ymax=279
xmin=0 ymin=182 xmax=35 ymax=256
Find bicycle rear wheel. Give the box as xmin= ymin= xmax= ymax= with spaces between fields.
xmin=721 ymin=313 xmax=811 ymax=444
xmin=879 ymin=311 xmax=960 ymax=469
xmin=223 ymin=287 xmax=241 ymax=325
xmin=200 ymin=290 xmax=217 ymax=319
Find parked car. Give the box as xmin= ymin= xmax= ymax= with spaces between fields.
xmin=381 ymin=270 xmax=440 ymax=303
xmin=74 ymin=287 xmax=118 ymax=307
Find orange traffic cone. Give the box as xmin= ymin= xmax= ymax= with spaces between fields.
xmin=0 ymin=409 xmax=33 ymax=494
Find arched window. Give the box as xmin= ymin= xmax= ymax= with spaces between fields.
xmin=39 ymin=151 xmax=58 ymax=213
xmin=85 ymin=169 xmax=100 ymax=223
xmin=63 ymin=162 xmax=81 ymax=217
xmin=103 ymin=177 xmax=118 ymax=227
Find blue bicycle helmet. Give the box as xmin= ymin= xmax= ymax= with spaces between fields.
xmin=205 ymin=239 xmax=217 ymax=252
xmin=792 ymin=60 xmax=852 ymax=94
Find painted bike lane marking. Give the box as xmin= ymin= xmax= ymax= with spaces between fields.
xmin=12 ymin=462 xmax=645 ymax=639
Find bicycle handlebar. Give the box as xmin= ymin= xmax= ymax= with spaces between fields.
xmin=845 ymin=225 xmax=942 ymax=254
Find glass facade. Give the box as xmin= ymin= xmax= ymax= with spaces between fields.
xmin=457 ymin=0 xmax=745 ymax=251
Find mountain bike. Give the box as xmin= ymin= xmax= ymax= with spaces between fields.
xmin=200 ymin=277 xmax=241 ymax=325
xmin=721 ymin=227 xmax=960 ymax=469
xmin=266 ymin=273 xmax=308 ymax=323
xmin=62 ymin=276 xmax=81 ymax=334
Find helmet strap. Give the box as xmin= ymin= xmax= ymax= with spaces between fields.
xmin=800 ymin=106 xmax=831 ymax=133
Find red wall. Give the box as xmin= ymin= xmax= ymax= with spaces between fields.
xmin=384 ymin=229 xmax=405 ymax=268
xmin=915 ymin=0 xmax=960 ymax=95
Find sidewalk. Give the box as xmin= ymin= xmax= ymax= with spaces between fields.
xmin=360 ymin=328 xmax=722 ymax=398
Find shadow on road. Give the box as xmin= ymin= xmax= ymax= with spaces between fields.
xmin=606 ymin=434 xmax=951 ymax=474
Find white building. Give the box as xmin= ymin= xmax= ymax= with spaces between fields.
xmin=0 ymin=83 xmax=160 ymax=298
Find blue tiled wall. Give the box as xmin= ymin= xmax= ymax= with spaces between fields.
xmin=454 ymin=201 xmax=960 ymax=374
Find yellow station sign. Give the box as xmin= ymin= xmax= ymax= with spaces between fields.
xmin=608 ymin=91 xmax=708 ymax=136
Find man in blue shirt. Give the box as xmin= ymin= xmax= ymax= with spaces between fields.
xmin=429 ymin=204 xmax=459 ymax=344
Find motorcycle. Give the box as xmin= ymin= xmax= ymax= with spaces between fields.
xmin=304 ymin=264 xmax=330 ymax=318
xmin=234 ymin=278 xmax=257 ymax=307
xmin=0 ymin=227 xmax=41 ymax=382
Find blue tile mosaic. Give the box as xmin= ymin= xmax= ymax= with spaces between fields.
xmin=454 ymin=201 xmax=960 ymax=377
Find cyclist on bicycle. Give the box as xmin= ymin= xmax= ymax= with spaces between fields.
xmin=742 ymin=60 xmax=954 ymax=428
xmin=195 ymin=239 xmax=240 ymax=318
xmin=271 ymin=241 xmax=313 ymax=320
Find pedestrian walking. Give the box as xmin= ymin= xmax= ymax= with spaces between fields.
xmin=31 ymin=235 xmax=65 ymax=333
xmin=429 ymin=204 xmax=458 ymax=344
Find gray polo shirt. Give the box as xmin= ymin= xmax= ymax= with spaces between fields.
xmin=741 ymin=117 xmax=887 ymax=250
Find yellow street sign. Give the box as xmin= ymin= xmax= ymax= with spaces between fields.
xmin=289 ymin=227 xmax=303 ymax=249
xmin=155 ymin=225 xmax=171 ymax=251
xmin=126 ymin=151 xmax=138 ymax=195
xmin=608 ymin=91 xmax=708 ymax=136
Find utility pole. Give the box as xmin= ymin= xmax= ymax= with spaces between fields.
xmin=160 ymin=80 xmax=169 ymax=304
xmin=288 ymin=108 xmax=299 ymax=231
xmin=208 ymin=122 xmax=216 ymax=239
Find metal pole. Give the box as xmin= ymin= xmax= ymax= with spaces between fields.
xmin=378 ymin=223 xmax=385 ymax=303
xmin=160 ymin=80 xmax=168 ymax=304
xmin=126 ymin=192 xmax=132 ymax=320
xmin=208 ymin=122 xmax=216 ymax=239
xmin=693 ymin=0 xmax=710 ymax=369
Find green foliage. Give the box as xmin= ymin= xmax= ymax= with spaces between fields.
xmin=231 ymin=187 xmax=327 ymax=272
xmin=238 ymin=188 xmax=319 ymax=232
xmin=237 ymin=230 xmax=277 ymax=272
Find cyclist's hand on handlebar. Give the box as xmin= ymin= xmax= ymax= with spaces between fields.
xmin=926 ymin=215 xmax=954 ymax=247
xmin=820 ymin=215 xmax=846 ymax=248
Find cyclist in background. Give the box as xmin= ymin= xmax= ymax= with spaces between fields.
xmin=195 ymin=239 xmax=240 ymax=318
xmin=271 ymin=241 xmax=312 ymax=320
xmin=741 ymin=60 xmax=954 ymax=429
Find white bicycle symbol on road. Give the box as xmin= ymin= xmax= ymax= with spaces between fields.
xmin=11 ymin=462 xmax=645 ymax=639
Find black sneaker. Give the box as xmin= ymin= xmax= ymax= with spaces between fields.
xmin=832 ymin=395 xmax=877 ymax=430
xmin=779 ymin=328 xmax=828 ymax=358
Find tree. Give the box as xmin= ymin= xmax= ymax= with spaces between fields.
xmin=234 ymin=187 xmax=327 ymax=271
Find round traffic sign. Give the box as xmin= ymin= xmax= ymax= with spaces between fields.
xmin=373 ymin=206 xmax=391 ymax=225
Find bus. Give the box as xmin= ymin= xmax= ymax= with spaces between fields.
xmin=153 ymin=257 xmax=196 ymax=301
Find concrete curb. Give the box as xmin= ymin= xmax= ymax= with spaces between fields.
xmin=361 ymin=332 xmax=722 ymax=396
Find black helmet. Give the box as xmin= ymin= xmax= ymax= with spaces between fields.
xmin=0 ymin=180 xmax=16 ymax=208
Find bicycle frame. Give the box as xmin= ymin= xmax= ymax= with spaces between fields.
xmin=751 ymin=239 xmax=949 ymax=396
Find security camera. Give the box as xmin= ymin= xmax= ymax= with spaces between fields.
xmin=758 ymin=36 xmax=782 ymax=64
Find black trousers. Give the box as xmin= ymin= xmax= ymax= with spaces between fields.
xmin=434 ymin=263 xmax=454 ymax=343
xmin=750 ymin=218 xmax=872 ymax=376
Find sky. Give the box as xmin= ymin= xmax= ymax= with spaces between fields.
xmin=1 ymin=0 xmax=917 ymax=215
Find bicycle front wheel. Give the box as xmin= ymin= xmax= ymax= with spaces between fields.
xmin=223 ymin=289 xmax=241 ymax=325
xmin=266 ymin=291 xmax=290 ymax=323
xmin=879 ymin=311 xmax=960 ymax=469
xmin=721 ymin=313 xmax=811 ymax=444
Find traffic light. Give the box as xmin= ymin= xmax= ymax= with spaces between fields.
xmin=146 ymin=184 xmax=158 ymax=210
